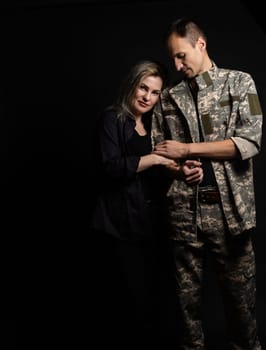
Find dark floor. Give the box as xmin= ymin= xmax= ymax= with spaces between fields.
xmin=85 ymin=241 xmax=266 ymax=350
xmin=30 ymin=227 xmax=266 ymax=350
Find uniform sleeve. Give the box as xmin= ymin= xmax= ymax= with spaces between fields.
xmin=231 ymin=72 xmax=263 ymax=160
xmin=151 ymin=96 xmax=167 ymax=149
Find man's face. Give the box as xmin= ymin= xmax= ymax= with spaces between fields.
xmin=167 ymin=33 xmax=206 ymax=78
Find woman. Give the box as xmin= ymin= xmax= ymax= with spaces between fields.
xmin=91 ymin=60 xmax=202 ymax=348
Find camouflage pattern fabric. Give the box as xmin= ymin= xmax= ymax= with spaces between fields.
xmin=151 ymin=62 xmax=263 ymax=241
xmin=169 ymin=202 xmax=261 ymax=349
xmin=151 ymin=62 xmax=263 ymax=349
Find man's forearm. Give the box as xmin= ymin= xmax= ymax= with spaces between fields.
xmin=153 ymin=139 xmax=239 ymax=160
xmin=187 ymin=139 xmax=239 ymax=160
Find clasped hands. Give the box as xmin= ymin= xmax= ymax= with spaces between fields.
xmin=153 ymin=140 xmax=203 ymax=185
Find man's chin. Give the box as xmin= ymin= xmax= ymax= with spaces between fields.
xmin=184 ymin=71 xmax=192 ymax=78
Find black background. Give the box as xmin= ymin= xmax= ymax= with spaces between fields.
xmin=0 ymin=320 xmax=16 ymax=349
xmin=9 ymin=0 xmax=266 ymax=348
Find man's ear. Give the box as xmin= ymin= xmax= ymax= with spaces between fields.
xmin=198 ymin=37 xmax=206 ymax=50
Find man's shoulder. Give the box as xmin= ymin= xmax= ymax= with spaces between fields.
xmin=217 ymin=67 xmax=252 ymax=80
xmin=162 ymin=80 xmax=185 ymax=94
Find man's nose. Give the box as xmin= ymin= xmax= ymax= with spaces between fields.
xmin=174 ymin=57 xmax=183 ymax=71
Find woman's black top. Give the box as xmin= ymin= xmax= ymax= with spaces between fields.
xmin=91 ymin=108 xmax=164 ymax=241
xmin=127 ymin=128 xmax=154 ymax=202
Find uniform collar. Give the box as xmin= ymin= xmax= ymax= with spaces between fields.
xmin=192 ymin=61 xmax=218 ymax=91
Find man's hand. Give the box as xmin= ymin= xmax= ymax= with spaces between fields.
xmin=182 ymin=160 xmax=203 ymax=185
xmin=165 ymin=159 xmax=203 ymax=185
xmin=153 ymin=140 xmax=189 ymax=159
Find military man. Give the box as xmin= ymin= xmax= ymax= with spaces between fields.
xmin=152 ymin=17 xmax=263 ymax=349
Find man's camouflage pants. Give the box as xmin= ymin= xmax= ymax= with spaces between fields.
xmin=169 ymin=201 xmax=261 ymax=350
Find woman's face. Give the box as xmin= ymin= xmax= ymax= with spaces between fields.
xmin=130 ymin=75 xmax=163 ymax=118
